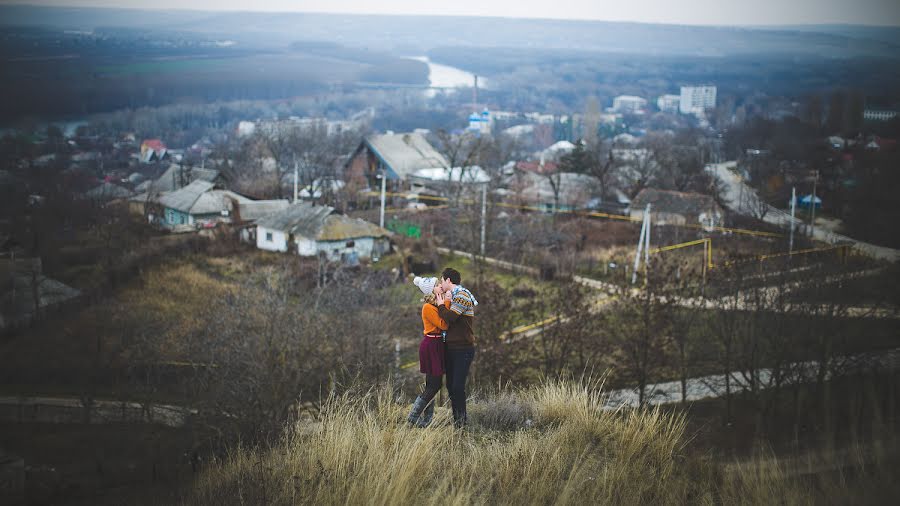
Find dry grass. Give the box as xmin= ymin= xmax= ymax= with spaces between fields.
xmin=184 ymin=378 xmax=900 ymax=505
xmin=187 ymin=380 xmax=705 ymax=505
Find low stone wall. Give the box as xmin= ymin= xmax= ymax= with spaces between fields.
xmin=0 ymin=396 xmax=195 ymax=428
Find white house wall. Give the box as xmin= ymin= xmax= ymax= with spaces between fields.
xmin=295 ymin=237 xmax=318 ymax=256
xmin=256 ymin=226 xmax=289 ymax=252
xmin=304 ymin=237 xmax=380 ymax=261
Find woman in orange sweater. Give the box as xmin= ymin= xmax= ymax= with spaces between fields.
xmin=407 ymin=276 xmax=448 ymax=427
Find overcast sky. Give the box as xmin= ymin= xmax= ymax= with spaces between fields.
xmin=9 ymin=0 xmax=900 ymax=26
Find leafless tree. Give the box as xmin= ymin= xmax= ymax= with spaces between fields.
xmin=603 ymin=265 xmax=676 ymax=406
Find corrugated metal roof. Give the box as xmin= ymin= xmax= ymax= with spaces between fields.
xmin=190 ymin=190 xmax=252 ymax=215
xmin=255 ymin=202 xmax=333 ymax=236
xmin=238 ymin=200 xmax=291 ymax=222
xmin=150 ymin=164 xmax=220 ymax=193
xmin=365 ymin=132 xmax=449 ymax=180
xmin=317 ymin=214 xmax=390 ymax=241
xmin=158 ymin=180 xmax=215 ymax=213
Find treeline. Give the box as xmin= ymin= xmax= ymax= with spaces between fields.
xmin=427 ymin=46 xmax=900 ymax=112
xmin=0 ymin=29 xmax=428 ymax=120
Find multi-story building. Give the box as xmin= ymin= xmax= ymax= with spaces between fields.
xmin=656 ymin=94 xmax=681 ymax=113
xmin=612 ymin=95 xmax=648 ymax=113
xmin=864 ymin=109 xmax=898 ymax=121
xmin=679 ymin=85 xmax=717 ymax=115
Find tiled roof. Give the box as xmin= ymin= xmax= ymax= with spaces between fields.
xmin=142 ymin=139 xmax=166 ymax=151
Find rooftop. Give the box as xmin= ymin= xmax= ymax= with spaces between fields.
xmin=364 ymin=132 xmax=449 ymax=180
xmin=631 ymin=188 xmax=721 ymax=216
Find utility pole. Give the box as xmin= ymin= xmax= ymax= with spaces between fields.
xmin=809 ymin=170 xmax=818 ymax=238
xmin=631 ymin=204 xmax=651 ymax=285
xmin=789 ymin=186 xmax=796 ymax=253
xmin=480 ymin=183 xmax=487 ymax=256
xmin=293 ymin=159 xmax=299 ymax=203
xmin=379 ymin=169 xmax=386 ymax=228
xmin=644 ymin=203 xmax=651 ymax=285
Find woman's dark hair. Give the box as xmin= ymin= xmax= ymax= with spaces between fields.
xmin=441 ymin=267 xmax=461 ymax=285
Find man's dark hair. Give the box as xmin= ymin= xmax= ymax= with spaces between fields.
xmin=441 ymin=267 xmax=461 ymax=285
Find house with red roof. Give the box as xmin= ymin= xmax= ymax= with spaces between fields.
xmin=140 ymin=139 xmax=168 ymax=163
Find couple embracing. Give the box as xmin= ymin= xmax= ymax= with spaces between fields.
xmin=408 ymin=268 xmax=477 ymax=428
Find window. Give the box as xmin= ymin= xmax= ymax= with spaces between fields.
xmin=345 ymin=240 xmax=355 ymax=248
xmin=266 ymin=232 xmax=273 ymax=242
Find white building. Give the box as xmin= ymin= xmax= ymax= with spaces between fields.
xmin=656 ymin=94 xmax=681 ymax=114
xmin=864 ymin=109 xmax=898 ymax=121
xmin=467 ymin=109 xmax=492 ymax=134
xmin=679 ymin=85 xmax=717 ymax=115
xmin=255 ymin=202 xmax=391 ymax=261
xmin=612 ymin=95 xmax=648 ymax=113
xmin=237 ymin=121 xmax=256 ymax=137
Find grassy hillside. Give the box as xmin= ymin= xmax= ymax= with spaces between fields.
xmin=184 ymin=379 xmax=898 ymax=505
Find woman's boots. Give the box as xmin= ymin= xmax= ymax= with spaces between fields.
xmin=406 ymin=396 xmax=435 ymax=428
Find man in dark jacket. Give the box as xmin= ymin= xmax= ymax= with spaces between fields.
xmin=435 ymin=267 xmax=477 ymax=427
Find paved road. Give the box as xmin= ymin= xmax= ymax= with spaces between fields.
xmin=603 ymin=347 xmax=900 ymax=408
xmin=709 ymin=161 xmax=900 ymax=262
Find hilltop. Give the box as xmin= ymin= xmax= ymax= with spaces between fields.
xmin=181 ymin=380 xmax=896 ymax=505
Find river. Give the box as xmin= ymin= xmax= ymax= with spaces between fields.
xmin=407 ymin=56 xmax=486 ymax=97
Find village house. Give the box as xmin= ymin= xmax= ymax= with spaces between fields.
xmin=139 ymin=139 xmax=168 ymax=163
xmin=82 ymin=181 xmax=135 ymax=203
xmin=157 ymin=180 xmax=252 ymax=230
xmin=629 ymin=188 xmax=724 ymax=228
xmin=130 ymin=164 xmax=224 ymax=216
xmin=345 ymin=132 xmax=449 ymax=191
xmin=407 ymin=166 xmax=491 ymax=197
xmin=0 ymin=257 xmax=80 ymax=331
xmin=235 ymin=199 xmax=291 ymax=243
xmin=511 ymin=160 xmax=603 ymax=212
xmin=255 ymin=203 xmax=391 ymax=262
xmin=137 ymin=163 xmax=223 ymax=195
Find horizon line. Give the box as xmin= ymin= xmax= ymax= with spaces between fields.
xmin=4 ymin=3 xmax=900 ymax=29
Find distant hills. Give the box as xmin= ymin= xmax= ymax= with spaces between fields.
xmin=2 ymin=4 xmax=899 ymax=59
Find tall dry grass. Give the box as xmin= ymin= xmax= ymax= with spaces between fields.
xmin=184 ymin=379 xmax=898 ymax=505
xmin=186 ymin=379 xmax=703 ymax=505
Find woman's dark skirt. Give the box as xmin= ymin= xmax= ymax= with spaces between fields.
xmin=419 ymin=334 xmax=445 ymax=376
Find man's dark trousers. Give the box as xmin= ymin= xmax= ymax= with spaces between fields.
xmin=445 ymin=348 xmax=475 ymax=426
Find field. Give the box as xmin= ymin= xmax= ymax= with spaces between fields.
xmin=95 ymin=58 xmax=234 ymax=76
